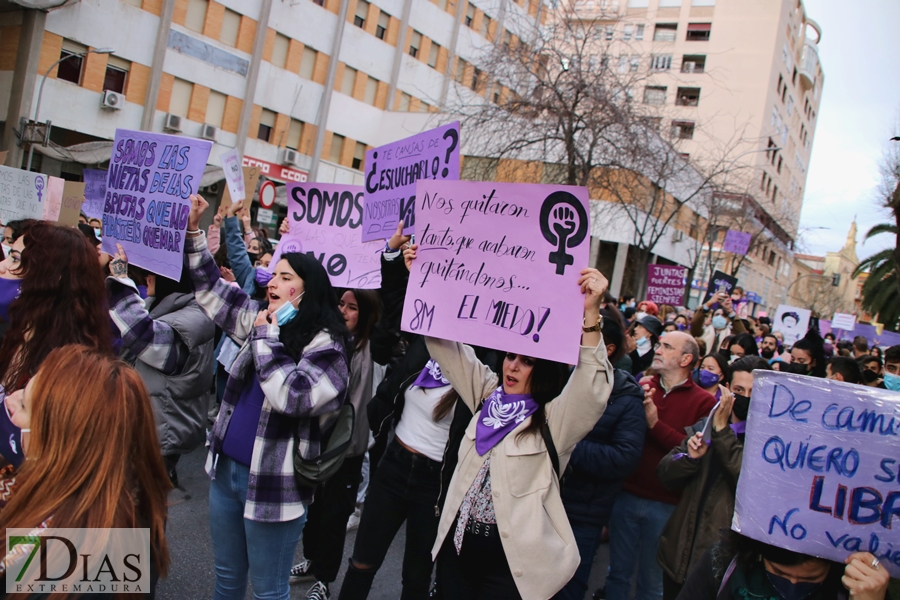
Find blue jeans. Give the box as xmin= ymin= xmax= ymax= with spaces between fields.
xmin=209 ymin=455 xmax=307 ymax=600
xmin=605 ymin=492 xmax=675 ymax=600
xmin=554 ymin=522 xmax=605 ymax=600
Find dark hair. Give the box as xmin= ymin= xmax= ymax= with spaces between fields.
xmin=762 ymin=333 xmax=779 ymax=345
xmin=77 ymin=223 xmax=101 ymax=247
xmin=149 ymin=268 xmax=195 ymax=312
xmin=700 ymin=352 xmax=729 ymax=382
xmin=4 ymin=219 xmax=37 ymax=243
xmin=729 ymin=333 xmax=759 ymax=358
xmin=758 ymin=316 xmax=771 ymax=326
xmin=828 ymin=356 xmax=862 ymax=384
xmin=793 ymin=328 xmax=827 ymax=377
xmin=342 ymin=288 xmax=382 ymax=353
xmin=717 ymin=334 xmax=734 ymax=360
xmin=623 ymin=306 xmax=636 ymax=320
xmin=729 ymin=356 xmax=770 ymax=382
xmin=781 ymin=311 xmax=800 ymax=324
xmin=515 ymin=356 xmax=569 ymax=441
xmin=0 ymin=223 xmax=113 ymax=390
xmin=600 ymin=308 xmax=624 ymax=363
xmin=278 ymin=252 xmax=351 ymax=362
xmin=852 ymin=335 xmax=869 ymax=353
xmin=727 ymin=532 xmax=843 ymax=589
xmin=858 ymin=354 xmax=881 ymax=368
xmin=883 ymin=345 xmax=900 ymax=365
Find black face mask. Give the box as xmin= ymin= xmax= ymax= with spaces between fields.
xmin=785 ymin=362 xmax=811 ymax=376
xmin=247 ymin=252 xmax=259 ymax=265
xmin=862 ymin=369 xmax=880 ymax=384
xmin=732 ymin=394 xmax=750 ymax=421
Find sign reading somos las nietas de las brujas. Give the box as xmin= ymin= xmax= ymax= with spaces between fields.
xmin=733 ymin=371 xmax=900 ymax=577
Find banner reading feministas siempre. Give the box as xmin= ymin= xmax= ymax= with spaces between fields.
xmin=361 ymin=122 xmax=460 ymax=242
xmin=101 ymin=129 xmax=212 ymax=280
xmin=272 ymin=182 xmax=383 ymax=289
xmin=401 ymin=180 xmax=590 ymax=365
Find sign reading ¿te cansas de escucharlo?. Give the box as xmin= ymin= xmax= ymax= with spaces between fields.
xmin=734 ymin=371 xmax=900 ymax=577
xmin=101 ymin=129 xmax=212 ymax=280
xmin=401 ymin=180 xmax=590 ymax=365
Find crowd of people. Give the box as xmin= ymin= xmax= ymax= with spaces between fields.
xmin=0 ymin=202 xmax=892 ymax=600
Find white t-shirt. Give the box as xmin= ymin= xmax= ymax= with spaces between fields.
xmin=394 ymin=384 xmax=454 ymax=462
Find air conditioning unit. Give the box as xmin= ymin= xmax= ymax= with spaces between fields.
xmin=671 ymin=230 xmax=684 ymax=242
xmin=163 ymin=113 xmax=182 ymax=132
xmin=279 ymin=147 xmax=300 ymax=167
xmin=683 ymin=61 xmax=696 ymax=73
xmin=100 ymin=90 xmax=125 ymax=110
xmin=200 ymin=123 xmax=218 ymax=141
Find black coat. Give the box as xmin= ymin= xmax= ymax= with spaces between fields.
xmin=560 ymin=369 xmax=646 ymax=527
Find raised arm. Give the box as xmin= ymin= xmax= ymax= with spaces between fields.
xmin=424 ymin=337 xmax=498 ymax=413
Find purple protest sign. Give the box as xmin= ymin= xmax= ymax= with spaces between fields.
xmin=723 ymin=229 xmax=752 ymax=255
xmin=82 ymin=169 xmax=107 ymax=219
xmin=271 ymin=183 xmax=382 ymax=288
xmin=362 ymin=122 xmax=460 ymax=242
xmin=646 ymin=265 xmax=686 ymax=306
xmin=733 ymin=371 xmax=900 ymax=576
xmin=402 ymin=180 xmax=590 ymax=364
xmin=101 ymin=130 xmax=212 ymax=280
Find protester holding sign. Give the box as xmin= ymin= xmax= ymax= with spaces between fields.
xmin=691 ymin=291 xmax=747 ymax=357
xmin=656 ymin=356 xmax=770 ymax=600
xmin=184 ymin=194 xmax=350 ymax=599
xmin=0 ymin=223 xmax=113 ymax=468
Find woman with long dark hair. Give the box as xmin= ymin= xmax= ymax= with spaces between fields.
xmin=0 ymin=345 xmax=171 ymax=592
xmin=0 ymin=222 xmax=112 ymax=467
xmin=186 ymin=195 xmax=351 ymax=600
xmin=790 ymin=329 xmax=827 ymax=378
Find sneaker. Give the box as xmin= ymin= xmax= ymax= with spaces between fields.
xmin=289 ymin=559 xmax=315 ymax=584
xmin=346 ymin=508 xmax=361 ymax=532
xmin=305 ymin=581 xmax=329 ymax=600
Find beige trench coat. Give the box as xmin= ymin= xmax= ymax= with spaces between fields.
xmin=425 ymin=336 xmax=613 ymax=600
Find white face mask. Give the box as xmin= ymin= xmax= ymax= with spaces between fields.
xmin=1 ymin=244 xmax=11 ymax=258
xmin=635 ymin=311 xmax=648 ymax=321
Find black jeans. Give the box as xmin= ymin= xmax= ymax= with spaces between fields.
xmin=663 ymin=573 xmax=683 ymax=600
xmin=338 ymin=439 xmax=442 ymax=600
xmin=436 ymin=527 xmax=520 ymax=599
xmin=303 ymin=453 xmax=365 ymax=583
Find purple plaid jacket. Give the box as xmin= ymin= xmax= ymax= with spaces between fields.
xmin=185 ymin=233 xmax=349 ymax=522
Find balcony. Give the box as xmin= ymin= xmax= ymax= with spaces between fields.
xmin=798 ymin=19 xmax=822 ymax=91
xmin=571 ymin=0 xmax=619 ymax=18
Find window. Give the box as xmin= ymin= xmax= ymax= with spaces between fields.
xmin=650 ymin=54 xmax=672 ymax=70
xmin=685 ymin=23 xmax=711 ymax=41
xmin=221 ymin=9 xmax=241 ymax=47
xmin=419 ymin=100 xmax=429 ymax=112
xmin=653 ymin=23 xmax=677 ymax=42
xmin=341 ymin=66 xmax=357 ymax=95
xmin=354 ymin=0 xmax=369 ymax=27
xmin=258 ymin=109 xmax=276 ymax=142
xmin=622 ymin=24 xmax=633 ymax=40
xmin=640 ymin=116 xmax=662 ymax=131
xmin=428 ymin=42 xmax=440 ymax=68
xmin=465 ymin=5 xmax=475 ymax=27
xmin=299 ymin=48 xmax=317 ymax=79
xmin=398 ymin=92 xmax=411 ymax=111
xmin=786 ymin=95 xmax=794 ymax=116
xmin=676 ymin=87 xmax=700 ymax=106
xmin=185 ymin=0 xmax=208 ymax=33
xmin=481 ymin=14 xmax=491 ymax=38
xmin=286 ymin=119 xmax=304 ymax=151
xmin=635 ymin=24 xmax=645 ymax=40
xmin=605 ymin=25 xmax=614 ymax=41
xmin=681 ymin=54 xmax=705 ymax=73
xmin=670 ymin=120 xmax=695 ymax=139
xmin=376 ymin=11 xmax=389 ymax=39
xmin=409 ymin=31 xmax=421 ymax=58
xmin=629 ymin=55 xmax=640 ymax=72
xmin=617 ymin=55 xmax=628 ymax=73
xmin=471 ymin=67 xmax=482 ymax=91
xmin=206 ymin=91 xmax=227 ymax=127
xmin=643 ymin=86 xmax=666 ymax=105
xmin=329 ymin=134 xmax=345 ymax=163
xmin=272 ymin=33 xmax=290 ymax=68
xmin=352 ymin=142 xmax=366 ymax=170
xmin=455 ymin=58 xmax=468 ymax=83
xmin=364 ymin=76 xmax=378 ymax=104
xmin=58 ymin=40 xmax=87 ymax=85
xmin=103 ymin=56 xmax=130 ymax=93
xmin=312 ymin=0 xmax=324 ymax=6
xmin=169 ymin=78 xmax=193 ymax=117
xmin=777 ymin=155 xmax=783 ymax=173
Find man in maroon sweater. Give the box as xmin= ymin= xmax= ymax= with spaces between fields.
xmin=603 ymin=331 xmax=716 ymax=600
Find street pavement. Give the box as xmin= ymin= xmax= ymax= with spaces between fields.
xmin=157 ymin=448 xmax=611 ymax=599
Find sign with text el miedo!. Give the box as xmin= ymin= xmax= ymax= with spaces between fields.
xmin=402 ymin=180 xmax=590 ymax=364
xmin=733 ymin=371 xmax=900 ymax=576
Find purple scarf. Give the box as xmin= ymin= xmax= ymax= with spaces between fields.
xmin=412 ymin=359 xmax=451 ymax=389
xmin=475 ymin=387 xmax=539 ymax=455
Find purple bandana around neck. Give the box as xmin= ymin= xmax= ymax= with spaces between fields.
xmin=730 ymin=420 xmax=747 ymax=435
xmin=475 ymin=387 xmax=539 ymax=455
xmin=412 ymin=359 xmax=451 ymax=389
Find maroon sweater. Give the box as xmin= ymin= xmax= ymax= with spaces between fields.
xmin=622 ymin=374 xmax=716 ymax=505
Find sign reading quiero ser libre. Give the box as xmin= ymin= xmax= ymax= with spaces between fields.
xmin=402 ymin=180 xmax=590 ymax=364
xmin=734 ymin=371 xmax=900 ymax=576
xmin=101 ymin=129 xmax=212 ymax=280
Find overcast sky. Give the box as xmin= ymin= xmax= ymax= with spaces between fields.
xmin=797 ymin=0 xmax=900 ymax=261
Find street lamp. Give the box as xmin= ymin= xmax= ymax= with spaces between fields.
xmin=25 ymin=47 xmax=115 ymax=172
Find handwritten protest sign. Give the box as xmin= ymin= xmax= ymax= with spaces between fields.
xmin=401 ymin=180 xmax=590 ymax=364
xmin=773 ymin=304 xmax=811 ymax=346
xmin=59 ymin=182 xmax=86 ymax=226
xmin=272 ymin=183 xmax=382 ymax=289
xmin=220 ymin=148 xmax=245 ymax=203
xmin=0 ymin=165 xmax=47 ymax=225
xmin=701 ymin=270 xmax=738 ymax=305
xmin=723 ymin=229 xmax=752 ymax=255
xmin=82 ymin=169 xmax=107 ymax=219
xmin=733 ymin=371 xmax=900 ymax=576
xmin=101 ymin=129 xmax=212 ymax=280
xmin=218 ymin=166 xmax=261 ymax=218
xmin=646 ymin=265 xmax=687 ymax=306
xmin=362 ymin=122 xmax=460 ymax=242
xmin=832 ymin=313 xmax=856 ymax=332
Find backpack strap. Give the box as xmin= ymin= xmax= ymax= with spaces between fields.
xmin=540 ymin=421 xmax=560 ymax=479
